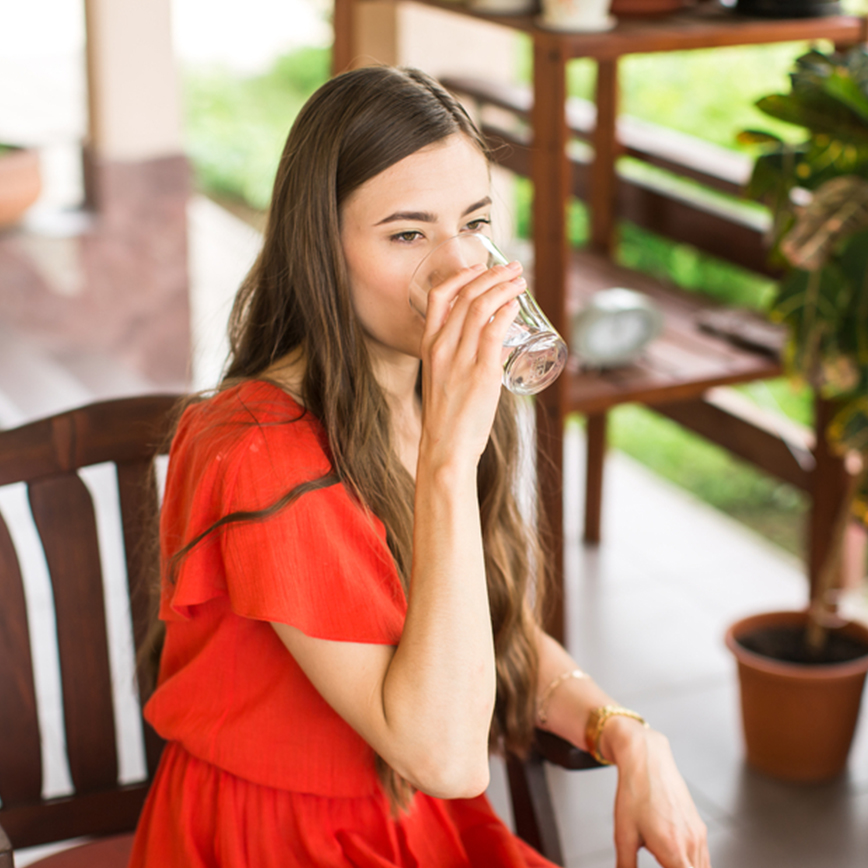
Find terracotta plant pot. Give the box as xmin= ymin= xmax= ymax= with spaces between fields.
xmin=610 ymin=0 xmax=687 ymax=15
xmin=726 ymin=610 xmax=868 ymax=782
xmin=0 ymin=146 xmax=41 ymax=228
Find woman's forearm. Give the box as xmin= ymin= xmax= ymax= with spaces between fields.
xmin=535 ymin=629 xmax=650 ymax=762
xmin=381 ymin=453 xmax=497 ymax=795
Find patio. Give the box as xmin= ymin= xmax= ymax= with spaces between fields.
xmin=2 ymin=2 xmax=867 ymax=863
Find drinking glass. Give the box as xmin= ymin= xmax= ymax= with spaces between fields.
xmin=408 ymin=233 xmax=567 ymax=395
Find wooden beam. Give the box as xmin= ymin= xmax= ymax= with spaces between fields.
xmin=480 ymin=126 xmax=774 ymax=276
xmin=442 ymin=75 xmax=750 ymax=195
xmin=653 ymin=387 xmax=813 ymax=492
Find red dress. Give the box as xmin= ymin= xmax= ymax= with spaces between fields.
xmin=128 ymin=380 xmax=554 ymax=868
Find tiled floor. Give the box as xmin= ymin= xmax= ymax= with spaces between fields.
xmin=5 ymin=201 xmax=868 ymax=868
xmin=484 ymin=434 xmax=868 ymax=868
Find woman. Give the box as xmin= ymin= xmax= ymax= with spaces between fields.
xmin=129 ymin=66 xmax=709 ymax=868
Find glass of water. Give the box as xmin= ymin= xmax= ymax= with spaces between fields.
xmin=408 ymin=233 xmax=567 ymax=396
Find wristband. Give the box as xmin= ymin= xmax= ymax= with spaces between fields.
xmin=585 ymin=705 xmax=649 ymax=765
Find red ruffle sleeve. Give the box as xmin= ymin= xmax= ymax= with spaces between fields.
xmin=145 ymin=381 xmax=407 ymax=794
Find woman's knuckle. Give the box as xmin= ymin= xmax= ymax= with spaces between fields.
xmin=468 ymin=296 xmax=488 ymax=317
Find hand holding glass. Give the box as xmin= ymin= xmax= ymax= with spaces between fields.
xmin=409 ymin=233 xmax=567 ymax=396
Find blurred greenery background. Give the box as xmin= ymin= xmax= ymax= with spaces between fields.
xmin=180 ymin=2 xmax=868 ymax=556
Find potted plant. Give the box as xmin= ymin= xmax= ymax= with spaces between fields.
xmin=725 ymin=45 xmax=868 ymax=782
xmin=0 ymin=144 xmax=41 ymax=228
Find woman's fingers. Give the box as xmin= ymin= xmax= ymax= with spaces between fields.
xmin=418 ymin=264 xmax=525 ymax=461
xmin=613 ymin=823 xmax=642 ymax=868
xmin=453 ymin=276 xmax=523 ymax=361
xmin=425 ymin=260 xmax=523 ymax=339
xmin=422 ymin=265 xmax=524 ymax=385
xmin=423 ymin=263 xmax=486 ymax=331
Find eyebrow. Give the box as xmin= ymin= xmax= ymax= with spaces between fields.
xmin=374 ymin=196 xmax=492 ymax=226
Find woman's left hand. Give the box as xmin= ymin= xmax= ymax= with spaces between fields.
xmin=605 ymin=719 xmax=710 ymax=868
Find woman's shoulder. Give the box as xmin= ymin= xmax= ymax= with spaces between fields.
xmin=179 ymin=380 xmax=317 ymax=441
xmin=172 ymin=380 xmax=330 ymax=476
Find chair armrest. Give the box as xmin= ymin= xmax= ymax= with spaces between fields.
xmin=533 ymin=729 xmax=604 ymax=770
xmin=0 ymin=819 xmax=14 ymax=868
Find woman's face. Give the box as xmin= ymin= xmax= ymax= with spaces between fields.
xmin=340 ymin=134 xmax=492 ymax=365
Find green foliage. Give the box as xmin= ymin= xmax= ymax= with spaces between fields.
xmin=744 ymin=46 xmax=868 ymax=522
xmin=183 ymin=46 xmax=330 ymax=210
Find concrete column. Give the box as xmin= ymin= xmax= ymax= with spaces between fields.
xmin=84 ymin=0 xmax=183 ymax=162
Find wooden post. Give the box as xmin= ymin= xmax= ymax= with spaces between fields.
xmin=531 ymin=35 xmax=570 ymax=644
xmin=589 ymin=59 xmax=620 ymax=256
xmin=584 ymin=413 xmax=607 ymax=544
xmin=332 ymin=0 xmax=356 ymax=74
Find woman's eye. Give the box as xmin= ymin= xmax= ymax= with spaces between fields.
xmin=391 ymin=230 xmax=423 ymax=243
xmin=465 ymin=217 xmax=491 ymax=232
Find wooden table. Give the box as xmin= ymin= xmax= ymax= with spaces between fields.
xmin=333 ymin=0 xmax=866 ymax=640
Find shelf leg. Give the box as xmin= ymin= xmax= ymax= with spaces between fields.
xmin=332 ymin=0 xmax=355 ymax=75
xmin=531 ymin=35 xmax=569 ymax=644
xmin=584 ymin=413 xmax=607 ymax=545
xmin=590 ymin=59 xmax=620 ymax=257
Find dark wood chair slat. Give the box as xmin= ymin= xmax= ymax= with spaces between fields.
xmin=28 ymin=474 xmax=118 ymax=794
xmin=116 ymin=460 xmax=166 ymax=777
xmin=0 ymin=784 xmax=151 ymax=851
xmin=0 ymin=513 xmax=43 ymax=806
xmin=0 ymin=395 xmax=179 ymax=486
xmin=0 ymin=822 xmax=12 ymax=868
xmin=0 ymin=395 xmax=182 ymax=859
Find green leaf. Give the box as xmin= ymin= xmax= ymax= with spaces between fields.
xmin=825 ymin=70 xmax=868 ymax=124
xmin=737 ymin=129 xmax=784 ymax=147
xmin=794 ymin=49 xmax=837 ymax=77
xmin=837 ymin=230 xmax=868 ymax=366
xmin=772 ymin=265 xmax=850 ymax=384
xmin=756 ymin=94 xmax=868 ymax=144
xmin=781 ymin=176 xmax=868 ymax=270
xmin=828 ymin=397 xmax=868 ymax=455
xmin=845 ymin=46 xmax=868 ymax=100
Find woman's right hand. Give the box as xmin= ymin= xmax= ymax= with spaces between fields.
xmin=418 ymin=260 xmax=526 ymax=469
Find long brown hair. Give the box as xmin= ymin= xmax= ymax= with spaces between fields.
xmin=182 ymin=66 xmax=543 ymax=804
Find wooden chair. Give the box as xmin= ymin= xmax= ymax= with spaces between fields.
xmin=0 ymin=395 xmax=601 ymax=867
xmin=506 ymin=730 xmax=602 ymax=865
xmin=0 ymin=395 xmax=179 ymax=867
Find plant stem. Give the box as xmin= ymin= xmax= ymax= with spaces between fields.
xmin=806 ymin=461 xmax=868 ymax=654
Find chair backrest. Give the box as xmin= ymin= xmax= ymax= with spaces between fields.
xmin=0 ymin=395 xmax=181 ymax=851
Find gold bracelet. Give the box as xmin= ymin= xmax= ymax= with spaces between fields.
xmin=536 ymin=668 xmax=589 ymax=726
xmin=585 ymin=705 xmax=649 ymax=765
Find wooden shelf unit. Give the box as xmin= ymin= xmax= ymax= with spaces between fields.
xmin=333 ymin=0 xmax=867 ymax=640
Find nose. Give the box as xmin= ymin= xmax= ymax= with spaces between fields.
xmin=422 ymin=235 xmax=488 ymax=289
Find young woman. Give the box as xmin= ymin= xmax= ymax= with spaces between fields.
xmin=129 ymin=66 xmax=710 ymax=868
